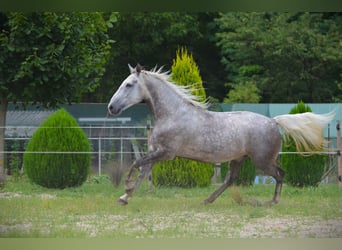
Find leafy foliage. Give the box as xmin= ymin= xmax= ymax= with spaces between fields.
xmin=0 ymin=12 xmax=113 ymax=107
xmin=152 ymin=157 xmax=214 ymax=188
xmin=223 ymin=81 xmax=260 ymax=103
xmin=215 ymin=12 xmax=342 ymax=103
xmin=80 ymin=12 xmax=341 ymax=104
xmin=220 ymin=158 xmax=256 ymax=186
xmin=24 ymin=109 xmax=91 ymax=188
xmin=0 ymin=12 xmax=114 ymax=185
xmin=171 ymin=47 xmax=207 ymax=102
xmin=93 ymin=12 xmax=225 ymax=103
xmin=281 ymin=101 xmax=327 ymax=187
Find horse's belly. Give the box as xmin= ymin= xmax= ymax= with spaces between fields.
xmin=176 ymin=142 xmax=245 ymax=163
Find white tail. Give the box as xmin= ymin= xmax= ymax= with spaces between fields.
xmin=274 ymin=111 xmax=335 ymax=152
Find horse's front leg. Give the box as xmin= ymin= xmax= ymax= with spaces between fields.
xmin=117 ymin=162 xmax=152 ymax=205
xmin=117 ymin=148 xmax=173 ymax=205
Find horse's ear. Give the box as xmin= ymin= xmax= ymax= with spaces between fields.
xmin=128 ymin=64 xmax=134 ymax=74
xmin=136 ymin=63 xmax=142 ymax=76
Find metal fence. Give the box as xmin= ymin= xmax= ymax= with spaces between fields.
xmin=2 ymin=124 xmax=341 ymax=184
xmin=3 ymin=125 xmax=150 ymax=177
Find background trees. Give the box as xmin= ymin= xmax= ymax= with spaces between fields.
xmin=0 ymin=12 xmax=114 ymax=108
xmin=87 ymin=12 xmax=341 ymax=104
xmin=87 ymin=12 xmax=225 ymax=103
xmin=214 ymin=12 xmax=342 ymax=103
xmin=1 ymin=11 xmax=341 ymax=185
xmin=0 ymin=12 xmax=115 ymax=185
xmin=2 ymin=12 xmax=340 ymax=106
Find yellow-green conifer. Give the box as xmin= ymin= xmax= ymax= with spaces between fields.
xmin=171 ymin=47 xmax=207 ymax=103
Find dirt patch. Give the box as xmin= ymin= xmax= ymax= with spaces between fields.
xmin=0 ymin=192 xmax=23 ymax=199
xmin=121 ymin=212 xmax=342 ymax=238
xmin=239 ymin=216 xmax=342 ymax=238
xmin=0 ymin=223 xmax=32 ymax=235
xmin=1 ymin=211 xmax=341 ymax=238
xmin=0 ymin=192 xmax=56 ymax=200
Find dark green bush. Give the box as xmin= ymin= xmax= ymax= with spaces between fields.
xmin=281 ymin=101 xmax=326 ymax=187
xmin=24 ymin=109 xmax=90 ymax=188
xmin=220 ymin=157 xmax=256 ymax=186
xmin=152 ymin=157 xmax=214 ymax=188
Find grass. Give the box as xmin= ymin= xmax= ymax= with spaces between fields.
xmin=0 ymin=175 xmax=342 ymax=238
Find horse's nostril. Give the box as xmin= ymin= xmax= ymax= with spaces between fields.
xmin=109 ymin=105 xmax=113 ymax=110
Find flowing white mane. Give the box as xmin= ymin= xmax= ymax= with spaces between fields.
xmin=142 ymin=67 xmax=208 ymax=109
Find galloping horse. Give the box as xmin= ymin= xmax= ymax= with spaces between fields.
xmin=108 ymin=64 xmax=334 ymax=206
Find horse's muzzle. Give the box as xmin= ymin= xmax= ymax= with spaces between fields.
xmin=108 ymin=104 xmax=122 ymax=115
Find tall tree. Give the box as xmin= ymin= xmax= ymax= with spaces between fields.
xmin=223 ymin=81 xmax=260 ymax=103
xmin=215 ymin=12 xmax=342 ymax=103
xmin=91 ymin=12 xmax=202 ymax=102
xmin=0 ymin=12 xmax=115 ymax=186
xmin=87 ymin=12 xmax=225 ymax=103
xmin=171 ymin=47 xmax=207 ymax=102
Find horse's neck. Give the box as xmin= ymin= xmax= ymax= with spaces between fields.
xmin=144 ymin=77 xmax=187 ymax=121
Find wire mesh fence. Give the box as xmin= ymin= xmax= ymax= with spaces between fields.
xmin=1 ymin=124 xmax=340 ymax=185
xmin=3 ymin=125 xmax=149 ymax=178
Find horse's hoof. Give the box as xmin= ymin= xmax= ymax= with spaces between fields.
xmin=117 ymin=198 xmax=128 ymax=206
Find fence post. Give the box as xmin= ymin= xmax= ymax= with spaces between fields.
xmin=120 ymin=135 xmax=123 ymax=174
xmin=337 ymin=120 xmax=342 ymax=189
xmin=147 ymin=120 xmax=152 ymax=188
xmin=98 ymin=136 xmax=101 ymax=176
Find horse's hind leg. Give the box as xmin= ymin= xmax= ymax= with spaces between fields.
xmin=255 ymin=161 xmax=285 ymax=206
xmin=266 ymin=164 xmax=285 ymax=205
xmin=202 ymin=157 xmax=245 ymax=205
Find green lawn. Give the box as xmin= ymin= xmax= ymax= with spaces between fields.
xmin=0 ymin=175 xmax=341 ymax=238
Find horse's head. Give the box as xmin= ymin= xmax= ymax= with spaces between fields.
xmin=108 ymin=64 xmax=148 ymax=115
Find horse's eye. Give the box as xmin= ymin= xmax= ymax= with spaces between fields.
xmin=126 ymin=83 xmax=133 ymax=88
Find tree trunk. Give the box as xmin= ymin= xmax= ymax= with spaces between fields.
xmin=0 ymin=96 xmax=7 ymax=188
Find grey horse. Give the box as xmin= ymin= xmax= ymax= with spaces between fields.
xmin=108 ymin=64 xmax=334 ymax=206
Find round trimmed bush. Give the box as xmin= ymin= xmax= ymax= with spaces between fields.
xmin=24 ymin=108 xmax=90 ymax=188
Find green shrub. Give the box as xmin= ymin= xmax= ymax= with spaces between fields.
xmin=220 ymin=157 xmax=256 ymax=186
xmin=281 ymin=101 xmax=326 ymax=187
xmin=24 ymin=109 xmax=90 ymax=188
xmin=152 ymin=157 xmax=214 ymax=188
xmin=171 ymin=47 xmax=207 ymax=102
xmin=151 ymin=47 xmax=212 ymax=188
